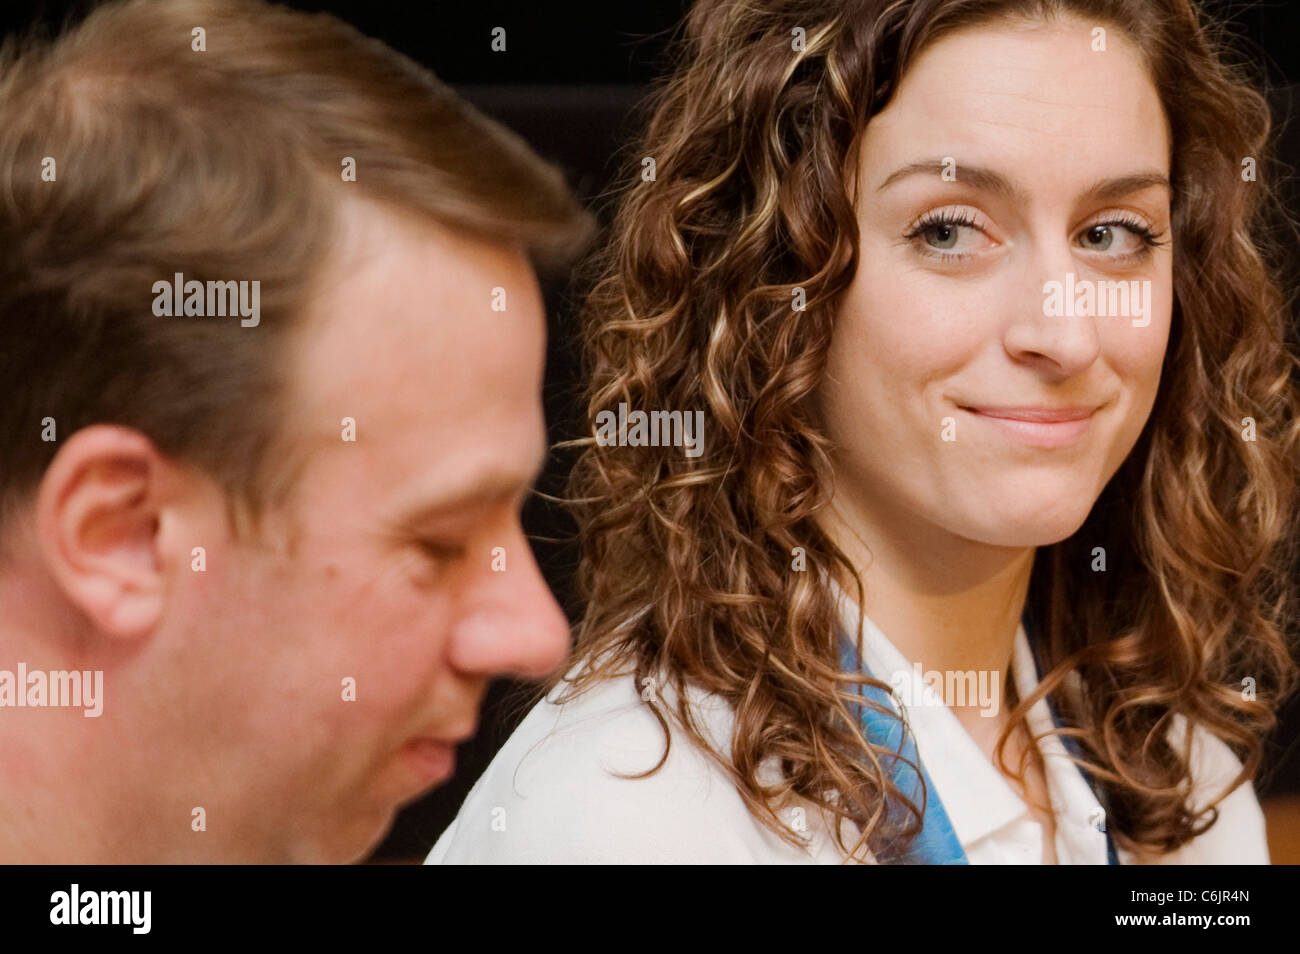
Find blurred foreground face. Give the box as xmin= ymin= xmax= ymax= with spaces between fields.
xmin=147 ymin=198 xmax=571 ymax=862
xmin=821 ymin=17 xmax=1173 ymax=546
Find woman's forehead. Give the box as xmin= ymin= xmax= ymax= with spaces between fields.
xmin=859 ymin=17 xmax=1169 ymax=182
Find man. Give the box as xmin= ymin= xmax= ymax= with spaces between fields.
xmin=0 ymin=0 xmax=591 ymax=862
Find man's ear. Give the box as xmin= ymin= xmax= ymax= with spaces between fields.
xmin=34 ymin=424 xmax=178 ymax=639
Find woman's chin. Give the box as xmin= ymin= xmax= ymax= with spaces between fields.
xmin=957 ymin=504 xmax=1094 ymax=548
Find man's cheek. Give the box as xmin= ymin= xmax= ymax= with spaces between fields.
xmin=346 ymin=619 xmax=451 ymax=719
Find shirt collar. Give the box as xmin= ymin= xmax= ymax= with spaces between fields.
xmin=1012 ymin=623 xmax=1112 ymax=863
xmin=831 ymin=577 xmax=1110 ymax=861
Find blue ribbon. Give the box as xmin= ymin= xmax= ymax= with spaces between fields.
xmin=840 ymin=610 xmax=1119 ymax=864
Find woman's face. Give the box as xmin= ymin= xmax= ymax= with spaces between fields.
xmin=821 ymin=17 xmax=1172 ymax=548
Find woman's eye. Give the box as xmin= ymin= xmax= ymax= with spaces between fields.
xmin=905 ymin=210 xmax=991 ymax=261
xmin=923 ymin=222 xmax=962 ymax=250
xmin=1082 ymin=224 xmax=1116 ymax=251
xmin=904 ymin=215 xmax=982 ymax=259
xmin=1077 ymin=221 xmax=1160 ymax=258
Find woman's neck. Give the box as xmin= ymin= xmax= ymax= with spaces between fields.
xmin=820 ymin=496 xmax=1036 ymax=699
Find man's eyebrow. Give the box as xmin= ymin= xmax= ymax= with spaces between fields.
xmin=402 ymin=448 xmax=548 ymax=525
xmin=875 ymin=159 xmax=1170 ymax=205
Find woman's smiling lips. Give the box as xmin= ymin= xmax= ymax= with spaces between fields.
xmin=958 ymin=403 xmax=1100 ymax=448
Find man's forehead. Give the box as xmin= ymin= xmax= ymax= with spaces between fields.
xmin=291 ymin=198 xmax=543 ymax=398
xmin=282 ymin=196 xmax=550 ymax=507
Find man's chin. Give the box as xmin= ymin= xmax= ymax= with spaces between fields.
xmin=341 ymin=813 xmax=399 ymax=864
xmin=284 ymin=808 xmax=398 ymax=864
xmin=293 ymin=766 xmax=442 ymax=862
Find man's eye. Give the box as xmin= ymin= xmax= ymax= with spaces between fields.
xmin=418 ymin=540 xmax=466 ymax=562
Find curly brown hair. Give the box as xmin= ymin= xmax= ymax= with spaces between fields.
xmin=550 ymin=0 xmax=1300 ymax=861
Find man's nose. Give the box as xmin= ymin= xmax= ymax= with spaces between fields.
xmin=445 ymin=538 xmax=572 ymax=681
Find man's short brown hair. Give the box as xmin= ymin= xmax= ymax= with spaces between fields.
xmin=0 ymin=0 xmax=593 ymax=534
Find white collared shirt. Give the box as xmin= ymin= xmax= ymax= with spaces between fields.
xmin=427 ymin=592 xmax=1269 ymax=864
xmin=849 ymin=587 xmax=1110 ymax=863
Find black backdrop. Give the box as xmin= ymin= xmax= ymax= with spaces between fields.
xmin=1 ymin=0 xmax=1297 ymax=862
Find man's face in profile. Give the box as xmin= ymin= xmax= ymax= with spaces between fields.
xmin=160 ymin=197 xmax=571 ymax=862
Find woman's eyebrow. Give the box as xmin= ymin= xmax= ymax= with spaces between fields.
xmin=875 ymin=158 xmax=1170 ymax=203
xmin=875 ymin=159 xmax=1031 ymax=204
xmin=1080 ymin=171 xmax=1172 ymax=202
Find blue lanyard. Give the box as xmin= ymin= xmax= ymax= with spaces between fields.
xmin=840 ymin=612 xmax=1119 ymax=864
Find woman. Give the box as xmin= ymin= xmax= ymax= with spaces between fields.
xmin=428 ymin=0 xmax=1300 ymax=863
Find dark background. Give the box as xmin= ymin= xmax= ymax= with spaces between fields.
xmin=2 ymin=0 xmax=1299 ymax=862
